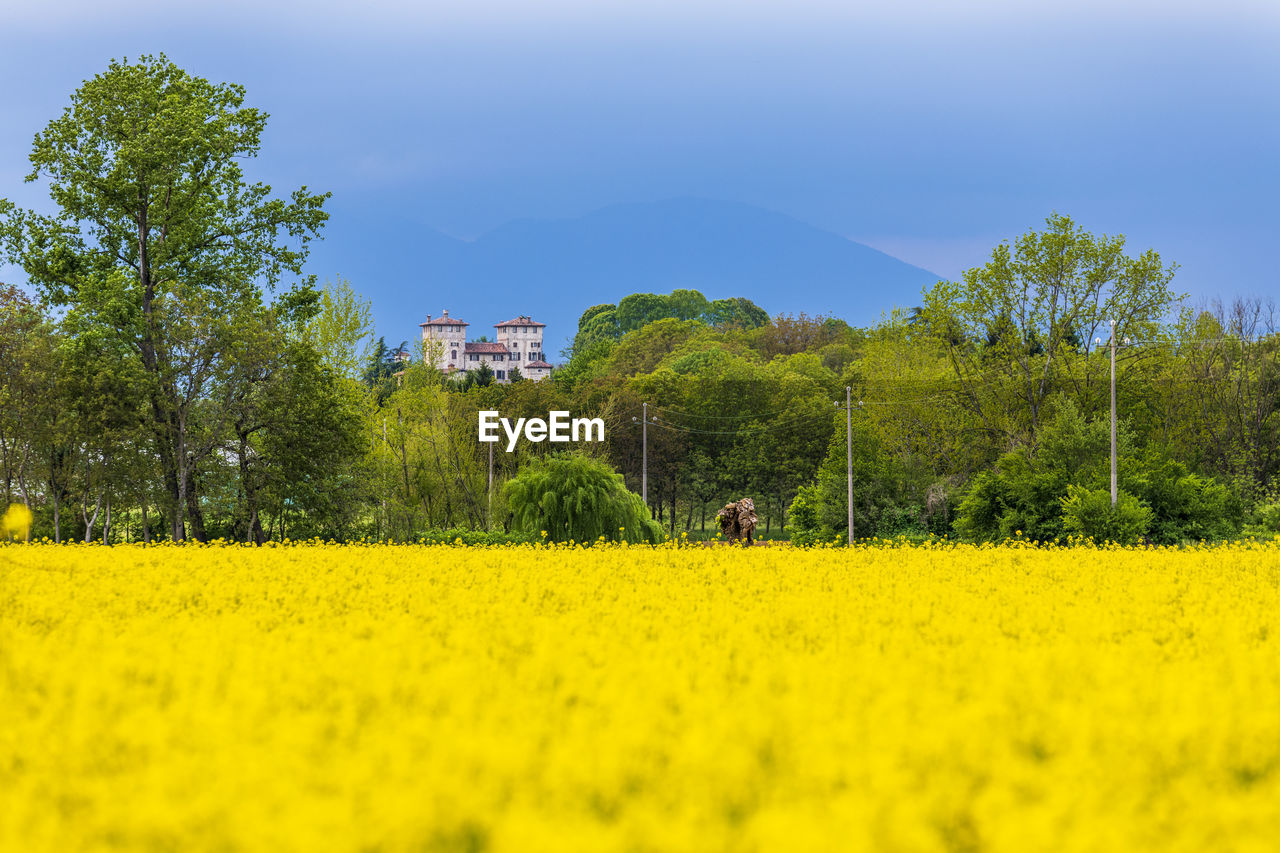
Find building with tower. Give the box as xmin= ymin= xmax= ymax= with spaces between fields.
xmin=420 ymin=310 xmax=551 ymax=382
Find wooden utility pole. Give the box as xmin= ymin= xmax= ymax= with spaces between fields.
xmin=847 ymin=386 xmax=854 ymax=544
xmin=642 ymin=401 xmax=648 ymax=506
xmin=382 ymin=416 xmax=388 ymax=538
xmin=1110 ymin=319 xmax=1117 ymax=508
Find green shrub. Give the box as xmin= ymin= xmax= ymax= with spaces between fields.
xmin=1060 ymin=486 xmax=1153 ymax=545
xmin=1258 ymin=499 xmax=1280 ymax=534
xmin=1128 ymin=455 xmax=1241 ymax=543
xmin=416 ymin=529 xmax=534 ymax=546
xmin=785 ymin=418 xmax=938 ymax=543
xmin=954 ymin=402 xmax=1122 ymax=543
xmin=786 ymin=484 xmax=823 ymax=545
xmin=504 ymin=453 xmax=663 ymax=544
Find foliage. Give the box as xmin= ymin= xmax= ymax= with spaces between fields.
xmin=570 ymin=289 xmax=770 ymax=357
xmin=504 ymin=453 xmax=662 ymax=543
xmin=358 ymin=335 xmax=408 ymax=407
xmin=920 ymin=212 xmax=1179 ymax=444
xmin=953 ymin=400 xmax=1133 ymax=542
xmin=705 ymin=296 xmax=770 ymax=330
xmin=1128 ymin=453 xmax=1242 ymax=543
xmin=1060 ymin=486 xmax=1153 ymax=544
xmin=414 ymin=527 xmax=534 ymax=545
xmin=303 ymin=276 xmax=374 ymax=381
xmin=2 ymin=121 xmax=1275 ymax=552
xmin=0 ymin=54 xmax=329 ymax=541
xmin=953 ymin=401 xmax=1241 ymax=544
xmin=1254 ymin=504 xmax=1280 ymax=536
xmin=786 ymin=415 xmax=944 ymax=544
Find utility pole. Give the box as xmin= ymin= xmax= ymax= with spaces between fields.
xmin=847 ymin=386 xmax=854 ymax=544
xmin=1110 ymin=319 xmax=1117 ymax=508
xmin=642 ymin=401 xmax=648 ymax=506
xmin=382 ymin=416 xmax=388 ymax=539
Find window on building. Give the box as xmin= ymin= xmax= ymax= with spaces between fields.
xmin=496 ymin=370 xmax=505 ymax=380
xmin=451 ymin=350 xmax=457 ymax=360
xmin=470 ymin=354 xmax=478 ymax=362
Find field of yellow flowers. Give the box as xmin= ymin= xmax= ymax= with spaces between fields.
xmin=2 ymin=540 xmax=1279 ymax=851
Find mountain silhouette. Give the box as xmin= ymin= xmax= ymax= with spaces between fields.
xmin=312 ymin=197 xmax=941 ymax=358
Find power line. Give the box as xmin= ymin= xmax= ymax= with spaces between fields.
xmin=642 ymin=409 xmax=840 ymax=437
xmin=1123 ymin=338 xmax=1275 ymax=348
xmin=649 ymin=402 xmax=826 ymax=421
xmin=636 ymin=396 xmax=978 ymax=438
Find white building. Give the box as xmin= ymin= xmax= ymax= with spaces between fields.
xmin=420 ymin=310 xmax=551 ymax=382
xmin=494 ymin=315 xmax=550 ymax=381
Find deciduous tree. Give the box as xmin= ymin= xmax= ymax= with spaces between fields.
xmin=0 ymin=55 xmax=329 ymax=540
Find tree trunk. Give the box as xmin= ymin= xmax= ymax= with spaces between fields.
xmin=185 ymin=473 xmax=207 ymax=543
xmin=82 ymin=489 xmax=102 ymax=542
xmin=172 ymin=429 xmax=188 ymax=542
xmin=51 ymin=480 xmax=60 ymax=543
xmin=236 ymin=433 xmax=265 ymax=544
xmin=671 ymin=478 xmax=677 ymax=535
xmin=141 ymin=501 xmax=152 ymax=543
xmin=140 ymin=205 xmax=185 ymax=543
xmin=149 ymin=394 xmax=184 ymax=542
xmin=17 ymin=449 xmax=31 ymax=541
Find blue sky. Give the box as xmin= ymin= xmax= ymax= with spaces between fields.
xmin=2 ymin=0 xmax=1277 ymax=339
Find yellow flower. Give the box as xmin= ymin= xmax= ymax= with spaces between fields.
xmin=3 ymin=540 xmax=1278 ymax=849
xmin=1 ymin=503 xmax=32 ymax=541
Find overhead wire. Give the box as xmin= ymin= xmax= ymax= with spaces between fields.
xmin=649 ymin=402 xmax=828 ymax=421
xmin=630 ymin=334 xmax=1274 ymax=436
xmin=640 ymin=408 xmax=839 ymax=437
xmin=630 ymin=394 xmax=971 ymax=438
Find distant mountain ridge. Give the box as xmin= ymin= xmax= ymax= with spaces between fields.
xmin=311 ymin=197 xmax=942 ymax=356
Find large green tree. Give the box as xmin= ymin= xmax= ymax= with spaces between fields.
xmin=0 ymin=55 xmax=329 ymax=540
xmin=920 ymin=213 xmax=1179 ymax=447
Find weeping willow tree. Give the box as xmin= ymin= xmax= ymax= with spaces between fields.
xmin=505 ymin=453 xmax=662 ymax=544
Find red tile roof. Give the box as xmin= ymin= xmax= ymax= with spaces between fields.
xmin=421 ymin=316 xmax=469 ymax=327
xmin=465 ymin=342 xmax=510 ymax=354
xmin=524 ymin=360 xmax=553 ymax=369
xmin=494 ymin=315 xmax=546 ymax=328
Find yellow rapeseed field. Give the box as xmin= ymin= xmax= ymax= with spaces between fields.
xmin=2 ymin=540 xmax=1279 ymax=851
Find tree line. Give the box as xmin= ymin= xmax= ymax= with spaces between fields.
xmin=2 ymin=56 xmax=1277 ymax=544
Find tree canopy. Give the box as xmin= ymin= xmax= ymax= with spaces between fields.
xmin=1 ymin=65 xmax=1274 ymax=545
xmin=504 ymin=453 xmax=662 ymax=544
xmin=1 ymin=55 xmax=336 ymax=541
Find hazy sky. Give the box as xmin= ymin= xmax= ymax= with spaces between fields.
xmin=2 ymin=0 xmax=1277 ymax=332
